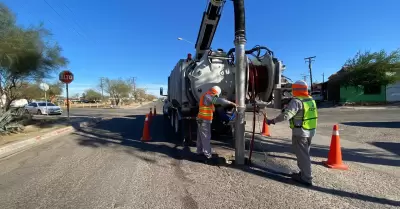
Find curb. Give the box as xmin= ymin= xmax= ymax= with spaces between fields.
xmin=0 ymin=117 xmax=102 ymax=159
xmin=339 ymin=106 xmax=399 ymax=110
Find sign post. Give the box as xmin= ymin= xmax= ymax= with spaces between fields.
xmin=39 ymin=83 xmax=50 ymax=115
xmin=59 ymin=70 xmax=74 ymax=119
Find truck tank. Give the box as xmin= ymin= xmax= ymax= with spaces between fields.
xmin=161 ymin=46 xmax=283 ymax=143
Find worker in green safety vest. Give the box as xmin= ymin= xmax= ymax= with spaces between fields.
xmin=266 ymin=80 xmax=318 ymax=186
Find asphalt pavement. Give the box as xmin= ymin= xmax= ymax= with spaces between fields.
xmin=62 ymin=106 xmax=147 ymax=118
xmin=0 ymin=102 xmax=398 ymax=209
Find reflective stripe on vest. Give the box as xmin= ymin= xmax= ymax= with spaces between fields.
xmin=197 ymin=91 xmax=216 ymax=121
xmin=289 ymin=96 xmax=318 ymax=130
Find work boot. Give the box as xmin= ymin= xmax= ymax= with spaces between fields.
xmin=291 ymin=172 xmax=313 ymax=187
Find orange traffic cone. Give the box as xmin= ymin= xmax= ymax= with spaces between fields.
xmin=154 ymin=106 xmax=157 ymax=115
xmin=141 ymin=114 xmax=151 ymax=141
xmin=261 ymin=118 xmax=271 ymax=137
xmin=323 ymin=124 xmax=348 ymax=170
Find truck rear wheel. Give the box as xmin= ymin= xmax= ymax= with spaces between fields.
xmin=170 ymin=111 xmax=174 ymax=128
xmin=172 ymin=111 xmax=184 ymax=143
xmin=174 ymin=112 xmax=179 ymax=134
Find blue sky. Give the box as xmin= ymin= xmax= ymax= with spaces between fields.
xmin=3 ymin=0 xmax=400 ymax=96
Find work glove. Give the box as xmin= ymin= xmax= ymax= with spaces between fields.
xmin=266 ymin=119 xmax=275 ymax=125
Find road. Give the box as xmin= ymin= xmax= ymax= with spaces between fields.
xmin=0 ymin=103 xmax=398 ymax=208
xmin=247 ymin=106 xmax=400 ymax=144
xmin=62 ymin=106 xmax=147 ymax=118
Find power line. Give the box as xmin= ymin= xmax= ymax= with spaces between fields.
xmin=59 ymin=0 xmax=88 ymax=39
xmin=42 ymin=0 xmax=85 ymax=40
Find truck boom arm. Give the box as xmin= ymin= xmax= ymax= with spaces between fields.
xmin=194 ymin=0 xmax=225 ymax=60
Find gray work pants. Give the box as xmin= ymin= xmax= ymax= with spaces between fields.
xmin=196 ymin=120 xmax=212 ymax=158
xmin=292 ymin=135 xmax=313 ymax=183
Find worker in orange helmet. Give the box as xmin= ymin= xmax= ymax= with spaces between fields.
xmin=266 ymin=80 xmax=318 ymax=186
xmin=196 ymin=86 xmax=236 ymax=162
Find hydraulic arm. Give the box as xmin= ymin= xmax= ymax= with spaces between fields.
xmin=194 ymin=0 xmax=226 ymax=60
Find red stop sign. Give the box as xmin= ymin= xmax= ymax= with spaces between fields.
xmin=59 ymin=70 xmax=74 ymax=84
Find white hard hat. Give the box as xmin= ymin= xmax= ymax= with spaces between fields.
xmin=294 ymin=80 xmax=308 ymax=87
xmin=211 ymin=86 xmax=222 ymax=96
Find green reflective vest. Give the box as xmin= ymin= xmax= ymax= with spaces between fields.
xmin=289 ymin=96 xmax=318 ymax=130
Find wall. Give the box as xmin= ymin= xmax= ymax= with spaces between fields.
xmin=386 ymin=81 xmax=400 ymax=102
xmin=339 ymin=86 xmax=386 ymax=103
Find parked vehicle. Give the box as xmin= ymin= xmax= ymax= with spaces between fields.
xmin=10 ymin=99 xmax=28 ymax=108
xmin=24 ymin=102 xmax=63 ymax=115
xmin=311 ymin=91 xmax=323 ymax=102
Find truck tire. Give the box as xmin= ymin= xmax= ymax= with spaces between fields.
xmin=170 ymin=110 xmax=175 ymax=128
xmin=163 ymin=108 xmax=168 ymax=119
xmin=163 ymin=112 xmax=174 ymax=138
xmin=172 ymin=110 xmax=184 ymax=143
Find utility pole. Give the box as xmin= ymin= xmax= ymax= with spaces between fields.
xmin=100 ymin=77 xmax=105 ymax=102
xmin=131 ymin=77 xmax=137 ymax=102
xmin=304 ymin=56 xmax=316 ymax=92
xmin=301 ymin=74 xmax=309 ymax=83
xmin=322 ymin=72 xmax=325 ymax=100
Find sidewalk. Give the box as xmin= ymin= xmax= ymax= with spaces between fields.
xmin=336 ymin=102 xmax=400 ymax=110
xmin=339 ymin=105 xmax=400 ymax=110
xmin=63 ymin=101 xmax=155 ymax=110
xmin=240 ymin=117 xmax=400 ymax=206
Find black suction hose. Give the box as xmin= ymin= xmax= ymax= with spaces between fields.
xmin=233 ymin=0 xmax=246 ymax=39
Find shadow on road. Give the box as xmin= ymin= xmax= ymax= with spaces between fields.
xmin=370 ymin=142 xmax=400 ymax=156
xmin=249 ymin=135 xmax=400 ymax=168
xmin=27 ymin=116 xmax=90 ymax=129
xmin=341 ymin=121 xmax=400 ymax=128
xmin=71 ymin=114 xmax=399 ymax=207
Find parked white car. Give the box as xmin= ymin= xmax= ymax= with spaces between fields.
xmin=24 ymin=102 xmax=63 ymax=115
xmin=311 ymin=91 xmax=323 ymax=102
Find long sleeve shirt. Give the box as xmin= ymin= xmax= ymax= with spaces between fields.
xmin=201 ymin=94 xmax=232 ymax=123
xmin=273 ymin=98 xmax=316 ymax=137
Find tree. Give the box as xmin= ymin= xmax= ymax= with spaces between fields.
xmin=0 ymin=3 xmax=68 ymax=110
xmin=48 ymin=82 xmax=63 ymax=99
xmin=338 ymin=49 xmax=400 ymax=90
xmin=18 ymin=81 xmax=63 ymax=102
xmin=135 ymin=88 xmax=147 ymax=101
xmin=84 ymin=89 xmax=102 ymax=101
xmin=146 ymin=94 xmax=157 ymax=101
xmin=21 ymin=82 xmax=41 ymax=102
xmin=103 ymin=78 xmax=132 ymax=105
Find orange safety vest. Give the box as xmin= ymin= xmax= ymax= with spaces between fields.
xmin=197 ymin=91 xmax=216 ymax=121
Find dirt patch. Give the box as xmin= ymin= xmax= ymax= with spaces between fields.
xmin=0 ymin=118 xmax=71 ymax=147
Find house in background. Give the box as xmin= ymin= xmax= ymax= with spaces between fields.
xmin=386 ymin=71 xmax=400 ymax=102
xmin=327 ymin=67 xmax=400 ymax=104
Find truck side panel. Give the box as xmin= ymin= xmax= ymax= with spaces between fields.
xmin=169 ymin=59 xmax=190 ymax=108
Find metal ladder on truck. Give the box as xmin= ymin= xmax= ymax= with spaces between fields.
xmin=194 ymin=0 xmax=226 ymax=61
xmin=177 ymin=0 xmax=226 ymax=146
